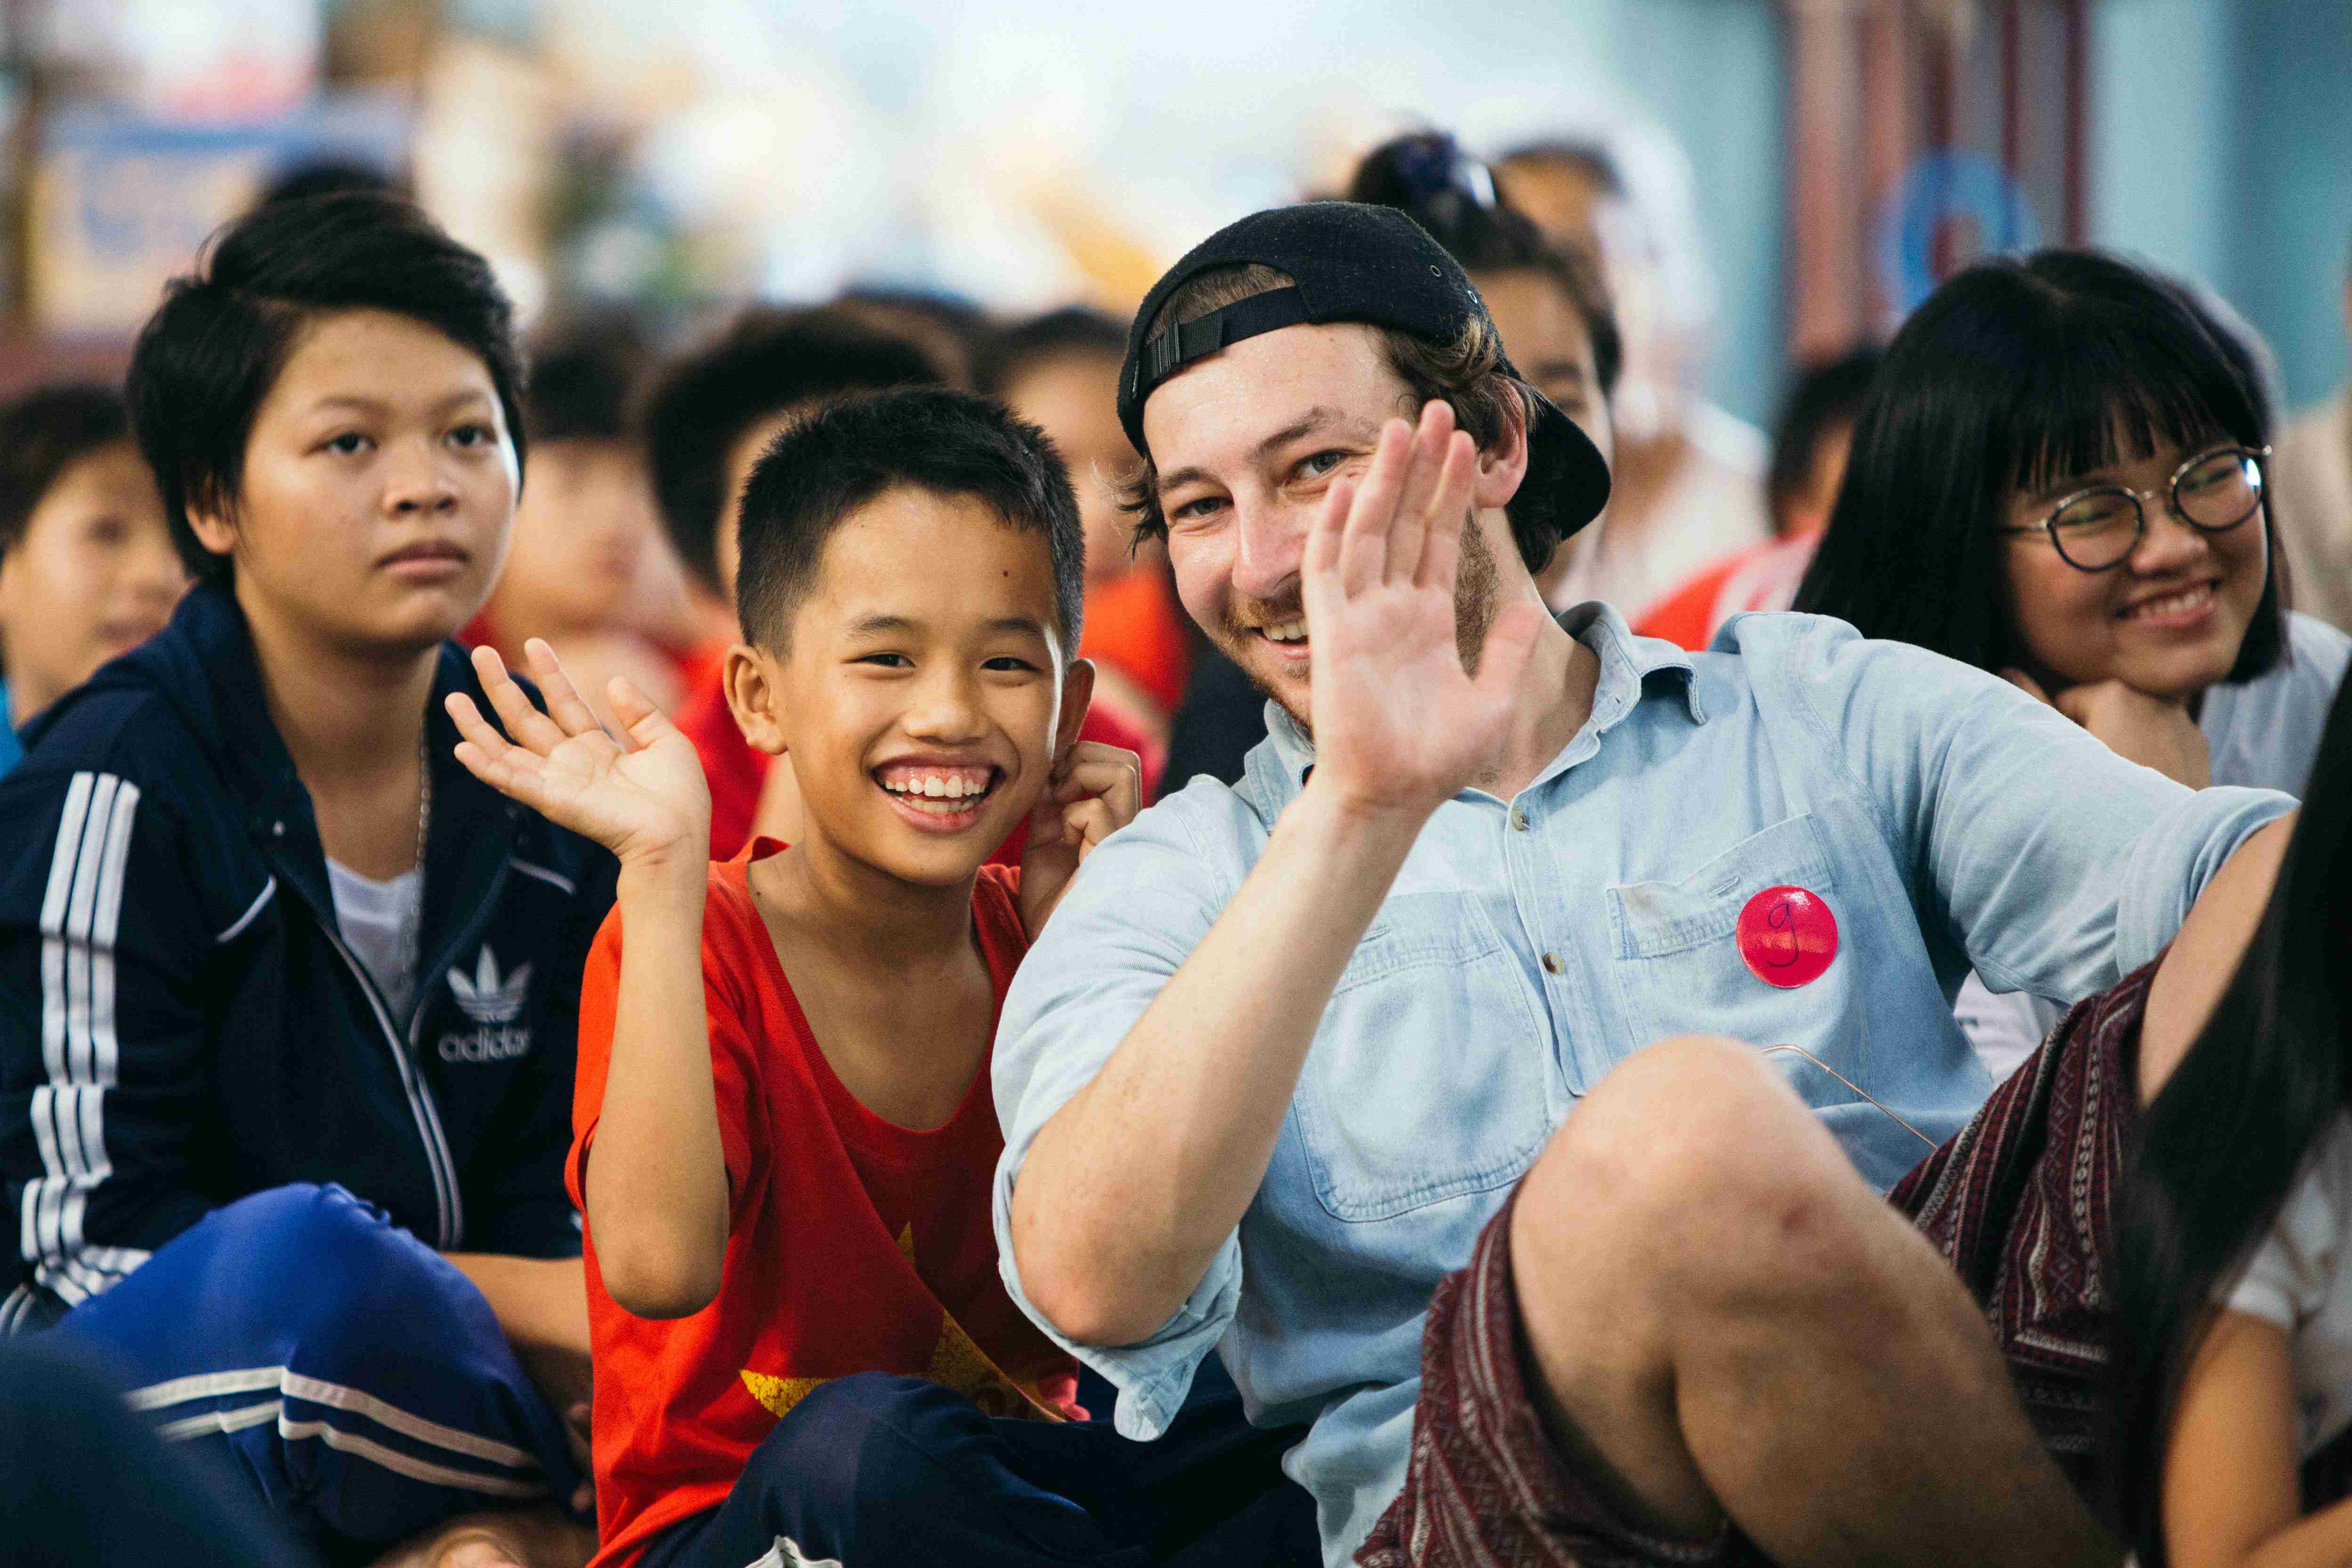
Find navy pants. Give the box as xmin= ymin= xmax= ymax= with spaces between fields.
xmin=47 ymin=1183 xmax=581 ymax=1562
xmin=638 ymin=1373 xmax=1318 ymax=1568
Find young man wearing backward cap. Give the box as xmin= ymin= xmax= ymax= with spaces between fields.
xmin=991 ymin=202 xmax=2297 ymax=1568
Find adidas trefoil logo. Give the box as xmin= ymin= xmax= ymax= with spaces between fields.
xmin=448 ymin=946 xmax=532 ymax=1025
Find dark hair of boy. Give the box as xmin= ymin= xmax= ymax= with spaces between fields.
xmin=1765 ymin=347 xmax=1881 ymax=531
xmin=523 ymin=313 xmax=650 ymax=445
xmin=733 ymin=387 xmax=1084 ymax=659
xmin=0 ymin=384 xmax=131 ymax=557
xmin=1792 ymin=249 xmax=2287 ymax=682
xmin=127 ymin=189 xmax=527 ymax=590
xmin=976 ymin=307 xmax=1128 ymax=398
xmin=640 ymin=308 xmax=939 ymax=595
xmin=835 ymin=286 xmax=994 ymax=389
xmin=1345 ymin=131 xmax=1623 ymax=401
xmin=254 ymin=159 xmax=404 ymax=210
xmin=2110 ymin=670 xmax=2352 ymax=1566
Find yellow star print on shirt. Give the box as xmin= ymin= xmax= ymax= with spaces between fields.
xmin=740 ymin=1224 xmax=1061 ymax=1422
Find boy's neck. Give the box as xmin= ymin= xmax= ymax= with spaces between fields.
xmin=239 ymin=581 xmax=441 ymax=793
xmin=753 ymin=828 xmax=981 ymax=974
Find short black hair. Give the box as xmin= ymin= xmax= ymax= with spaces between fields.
xmin=641 ymin=307 xmax=938 ymax=593
xmin=1766 ymin=347 xmax=1881 ymax=526
xmin=977 ymin=307 xmax=1128 ymax=397
xmin=128 ymin=190 xmax=526 ymax=588
xmin=524 ymin=313 xmax=650 ymax=445
xmin=0 ymin=384 xmax=134 ymax=558
xmin=1349 ymin=132 xmax=1622 ymax=399
xmin=734 ymin=387 xmax=1083 ymax=657
xmin=1794 ymin=249 xmax=2287 ymax=681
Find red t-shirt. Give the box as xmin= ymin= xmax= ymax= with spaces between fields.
xmin=568 ymin=849 xmax=1083 ymax=1568
xmin=675 ymin=666 xmax=1164 ymax=861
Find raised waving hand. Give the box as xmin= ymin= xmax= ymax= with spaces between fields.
xmin=446 ymin=639 xmax=711 ymax=874
xmin=1302 ymin=399 xmax=1549 ymax=822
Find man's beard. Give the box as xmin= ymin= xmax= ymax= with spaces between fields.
xmin=1222 ymin=512 xmax=1504 ymax=737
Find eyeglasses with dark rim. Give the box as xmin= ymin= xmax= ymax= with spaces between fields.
xmin=1993 ymin=444 xmax=2271 ymax=572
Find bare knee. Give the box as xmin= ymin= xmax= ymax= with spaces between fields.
xmin=1516 ymin=1035 xmax=1879 ymax=1301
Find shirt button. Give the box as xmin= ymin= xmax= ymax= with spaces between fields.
xmin=1542 ymin=952 xmax=1564 ymax=975
xmin=1510 ymin=808 xmax=1529 ymax=832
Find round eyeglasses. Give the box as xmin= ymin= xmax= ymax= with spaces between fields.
xmin=1995 ymin=445 xmax=2270 ymax=572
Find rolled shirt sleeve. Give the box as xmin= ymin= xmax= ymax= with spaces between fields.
xmin=992 ymin=780 xmax=1262 ymax=1440
xmin=1778 ymin=617 xmax=2294 ymax=1003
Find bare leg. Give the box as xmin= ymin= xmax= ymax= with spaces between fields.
xmin=1509 ymin=1036 xmax=2119 ymax=1568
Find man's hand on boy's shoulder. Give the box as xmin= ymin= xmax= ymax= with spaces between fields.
xmin=448 ymin=639 xmax=713 ymax=883
xmin=1018 ymin=737 xmax=1143 ymax=940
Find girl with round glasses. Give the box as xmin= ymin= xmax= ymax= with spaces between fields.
xmin=1797 ymin=250 xmax=2349 ymax=1076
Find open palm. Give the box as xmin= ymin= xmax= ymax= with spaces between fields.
xmin=1303 ymin=401 xmax=1547 ymax=820
xmin=447 ymin=640 xmax=711 ymax=871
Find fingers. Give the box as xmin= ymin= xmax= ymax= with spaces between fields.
xmin=1052 ymin=745 xmax=1143 ymax=827
xmin=468 ymin=645 xmax=569 ymax=756
xmin=1059 ymin=797 xmax=1120 ymax=860
xmin=1413 ymin=430 xmax=1479 ymax=590
xmin=445 ymin=692 xmax=527 ymax=789
xmin=1336 ymin=419 xmax=1414 ymax=593
xmin=522 ymin=639 xmax=604 ymax=741
xmin=1387 ymin=402 xmax=1456 ymax=583
xmin=605 ymin=675 xmax=679 ymax=752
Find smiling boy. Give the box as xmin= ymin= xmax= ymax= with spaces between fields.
xmin=451 ymin=388 xmax=1308 ymax=1568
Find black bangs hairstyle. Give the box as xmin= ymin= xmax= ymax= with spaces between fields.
xmin=1347 ymin=130 xmax=1623 ymax=401
xmin=0 ymin=384 xmax=134 ymax=558
xmin=733 ymin=387 xmax=1084 ymax=657
xmin=641 ymin=307 xmax=939 ymax=594
xmin=1794 ymin=249 xmax=2287 ymax=681
xmin=2111 ymin=674 xmax=2352 ymax=1565
xmin=127 ymin=190 xmax=526 ymax=589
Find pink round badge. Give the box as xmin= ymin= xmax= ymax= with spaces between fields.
xmin=1736 ymin=885 xmax=1838 ymax=988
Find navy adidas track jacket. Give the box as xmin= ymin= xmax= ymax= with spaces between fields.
xmin=0 ymin=587 xmax=616 ymax=1332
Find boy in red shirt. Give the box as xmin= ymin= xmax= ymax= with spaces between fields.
xmin=449 ymin=388 xmax=1311 ymax=1568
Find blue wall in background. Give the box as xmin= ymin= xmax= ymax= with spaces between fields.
xmin=2094 ymin=0 xmax=2352 ymax=413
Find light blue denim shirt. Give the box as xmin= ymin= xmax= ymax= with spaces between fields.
xmin=993 ymin=605 xmax=2291 ymax=1566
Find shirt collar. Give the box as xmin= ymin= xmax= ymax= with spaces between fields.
xmin=1259 ymin=599 xmax=1706 ymax=790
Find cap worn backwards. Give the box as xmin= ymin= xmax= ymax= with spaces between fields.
xmin=1117 ymin=201 xmax=1610 ymax=540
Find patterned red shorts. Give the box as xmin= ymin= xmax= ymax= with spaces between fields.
xmin=1355 ymin=961 xmax=2154 ymax=1568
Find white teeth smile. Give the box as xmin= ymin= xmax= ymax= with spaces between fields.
xmin=2123 ymin=583 xmax=2215 ymax=621
xmin=876 ymin=764 xmax=997 ymax=815
xmin=1263 ymin=620 xmax=1307 ymax=644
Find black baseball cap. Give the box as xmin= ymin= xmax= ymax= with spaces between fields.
xmin=1117 ymin=201 xmax=1611 ymax=549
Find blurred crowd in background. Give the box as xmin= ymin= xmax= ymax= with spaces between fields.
xmin=2 ymin=0 xmax=2350 ymax=803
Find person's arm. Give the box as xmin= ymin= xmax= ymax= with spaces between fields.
xmin=0 ymin=758 xmax=220 ymax=1314
xmin=1010 ymin=403 xmax=1551 ymax=1346
xmin=1789 ymin=624 xmax=2292 ymax=1007
xmin=447 ymin=640 xmax=727 ymax=1320
xmin=1999 ymin=669 xmax=2211 ymax=789
xmin=2160 ymin=1309 xmax=2352 ymax=1568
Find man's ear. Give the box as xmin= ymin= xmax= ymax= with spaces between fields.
xmin=1054 ymin=656 xmax=1098 ymax=764
xmin=723 ymin=643 xmax=788 ymax=758
xmin=1470 ymin=396 xmax=1532 ymax=512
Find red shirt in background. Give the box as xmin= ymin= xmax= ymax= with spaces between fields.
xmin=676 ymin=668 xmax=1164 ymax=862
xmin=569 ymin=850 xmax=1083 ymax=1568
xmin=1633 ymin=530 xmax=1823 ymax=652
xmin=1080 ymin=567 xmax=1192 ymax=718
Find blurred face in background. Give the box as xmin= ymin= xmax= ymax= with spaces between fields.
xmin=1475 ymin=267 xmax=1614 ymax=475
xmin=493 ymin=437 xmax=658 ymax=637
xmin=188 ymin=308 xmax=518 ymax=660
xmin=715 ymin=408 xmax=803 ymax=608
xmin=1002 ymin=349 xmax=1144 ymax=586
xmin=0 ymin=439 xmax=184 ymax=723
xmin=1497 ymin=151 xmax=1681 ymax=444
xmin=1776 ymin=420 xmax=1854 ymax=539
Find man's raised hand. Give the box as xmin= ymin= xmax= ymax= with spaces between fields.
xmin=447 ymin=639 xmax=711 ymax=876
xmin=1301 ymin=399 xmax=1547 ymax=823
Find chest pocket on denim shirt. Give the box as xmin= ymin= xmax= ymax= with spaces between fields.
xmin=1607 ymin=814 xmax=1862 ymax=1086
xmin=1292 ymin=894 xmax=1553 ymax=1223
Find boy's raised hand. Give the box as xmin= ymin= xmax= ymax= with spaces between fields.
xmin=447 ymin=639 xmax=711 ymax=875
xmin=1302 ymin=399 xmax=1548 ymax=825
xmin=1018 ymin=739 xmax=1142 ymax=939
